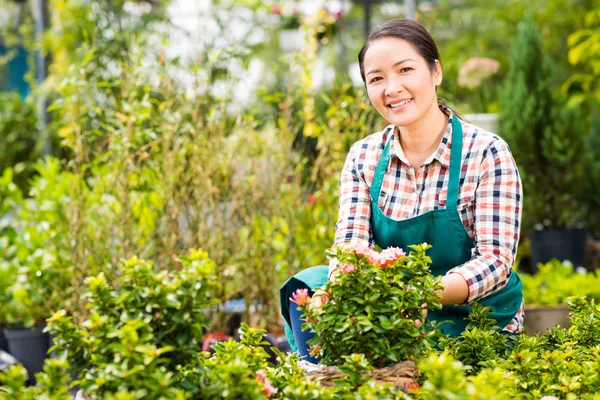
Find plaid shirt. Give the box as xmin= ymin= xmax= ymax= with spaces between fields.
xmin=332 ymin=114 xmax=524 ymax=333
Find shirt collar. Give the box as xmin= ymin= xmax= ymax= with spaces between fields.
xmin=389 ymin=113 xmax=455 ymax=169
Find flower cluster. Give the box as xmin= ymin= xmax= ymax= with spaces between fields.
xmin=291 ymin=243 xmax=443 ymax=368
xmin=457 ymin=57 xmax=501 ymax=89
xmin=255 ymin=369 xmax=278 ymax=397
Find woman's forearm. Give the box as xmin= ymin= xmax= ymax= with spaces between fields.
xmin=438 ymin=273 xmax=469 ymax=305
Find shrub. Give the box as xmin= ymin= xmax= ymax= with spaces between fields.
xmin=295 ymin=243 xmax=443 ymax=368
xmin=499 ymin=12 xmax=585 ymax=231
xmin=46 ymin=249 xmax=219 ymax=398
xmin=520 ymin=259 xmax=600 ymax=306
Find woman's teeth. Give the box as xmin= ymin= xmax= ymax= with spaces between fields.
xmin=390 ymin=99 xmax=412 ymax=108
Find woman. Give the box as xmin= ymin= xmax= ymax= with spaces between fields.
xmin=280 ymin=19 xmax=524 ymax=363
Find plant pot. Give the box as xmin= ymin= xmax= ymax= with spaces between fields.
xmin=524 ymin=305 xmax=570 ymax=334
xmin=530 ymin=228 xmax=587 ymax=271
xmin=3 ymin=324 xmax=50 ymax=384
xmin=463 ymin=113 xmax=498 ymax=133
xmin=0 ymin=326 xmax=8 ymax=352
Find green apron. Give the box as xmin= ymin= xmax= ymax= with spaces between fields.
xmin=280 ymin=115 xmax=523 ymax=351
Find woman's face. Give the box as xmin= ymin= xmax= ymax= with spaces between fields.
xmin=363 ymin=37 xmax=442 ymax=129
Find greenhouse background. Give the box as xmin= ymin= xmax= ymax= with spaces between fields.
xmin=1 ymin=0 xmax=600 ymax=398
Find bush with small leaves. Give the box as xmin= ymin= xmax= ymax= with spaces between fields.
xmin=295 ymin=243 xmax=443 ymax=368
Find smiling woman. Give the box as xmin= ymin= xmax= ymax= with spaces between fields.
xmin=280 ymin=19 xmax=525 ymax=363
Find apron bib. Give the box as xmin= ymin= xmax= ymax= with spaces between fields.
xmin=280 ymin=115 xmax=523 ymax=348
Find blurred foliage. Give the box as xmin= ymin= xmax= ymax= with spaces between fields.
xmin=498 ymin=13 xmax=585 ymax=231
xmin=0 ymin=93 xmax=38 ymax=192
xmin=579 ymin=107 xmax=600 ymax=239
xmin=521 ymin=259 xmax=600 ymax=306
xmin=419 ymin=0 xmax=600 ymax=113
xmin=564 ymin=6 xmax=600 ymax=106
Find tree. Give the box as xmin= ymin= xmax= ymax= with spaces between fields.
xmin=499 ymin=12 xmax=585 ymax=231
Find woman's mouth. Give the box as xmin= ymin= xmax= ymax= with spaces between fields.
xmin=388 ymin=98 xmax=413 ymax=111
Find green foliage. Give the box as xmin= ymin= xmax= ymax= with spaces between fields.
xmin=0 ymin=92 xmax=39 ymax=192
xmin=0 ymin=357 xmax=72 ymax=400
xmin=298 ymin=243 xmax=443 ymax=368
xmin=499 ymin=12 xmax=586 ymax=231
xmin=438 ymin=303 xmax=510 ymax=374
xmin=579 ymin=107 xmax=600 ymax=239
xmin=565 ymin=7 xmax=600 ymax=105
xmin=45 ymin=249 xmax=218 ymax=398
xmin=521 ymin=259 xmax=600 ymax=306
xmin=192 ymin=324 xmax=273 ymax=399
xmin=419 ymin=0 xmax=597 ymax=113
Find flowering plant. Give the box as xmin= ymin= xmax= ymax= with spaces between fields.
xmin=457 ymin=57 xmax=501 ymax=113
xmin=292 ymin=243 xmax=443 ymax=368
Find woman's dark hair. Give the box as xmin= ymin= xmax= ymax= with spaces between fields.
xmin=358 ymin=19 xmax=462 ymax=119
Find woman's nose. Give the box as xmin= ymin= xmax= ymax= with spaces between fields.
xmin=384 ymin=76 xmax=405 ymax=96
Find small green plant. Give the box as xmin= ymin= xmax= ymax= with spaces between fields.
xmin=0 ymin=356 xmax=72 ymax=400
xmin=46 ymin=249 xmax=219 ymax=398
xmin=294 ymin=243 xmax=443 ymax=368
xmin=521 ymin=260 xmax=600 ymax=306
xmin=438 ymin=303 xmax=510 ymax=374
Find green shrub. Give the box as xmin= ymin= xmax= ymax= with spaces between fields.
xmin=0 ymin=92 xmax=38 ymax=193
xmin=296 ymin=243 xmax=443 ymax=368
xmin=0 ymin=357 xmax=72 ymax=400
xmin=46 ymin=249 xmax=219 ymax=398
xmin=520 ymin=259 xmax=600 ymax=306
xmin=499 ymin=12 xmax=586 ymax=231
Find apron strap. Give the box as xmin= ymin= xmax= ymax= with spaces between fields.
xmin=370 ymin=117 xmax=463 ymax=210
xmin=369 ymin=133 xmax=392 ymax=204
xmin=446 ymin=115 xmax=463 ymax=209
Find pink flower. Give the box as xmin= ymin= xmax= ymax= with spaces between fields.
xmin=308 ymin=289 xmax=329 ymax=314
xmin=342 ymin=242 xmax=371 ymax=257
xmin=255 ymin=369 xmax=266 ymax=383
xmin=339 ymin=263 xmax=356 ymax=274
xmin=375 ymin=247 xmax=406 ymax=268
xmin=256 ymin=370 xmax=278 ymax=397
xmin=262 ymin=379 xmax=278 ymax=397
xmin=270 ymin=4 xmax=282 ymax=15
xmin=308 ymin=344 xmax=322 ymax=357
xmin=404 ymin=381 xmax=419 ymax=393
xmin=458 ymin=57 xmax=500 ymax=89
xmin=289 ymin=288 xmax=310 ymax=306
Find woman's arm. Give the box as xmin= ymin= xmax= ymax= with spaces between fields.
xmin=445 ymin=137 xmax=523 ymax=305
xmin=328 ymin=142 xmax=374 ymax=278
xmin=439 ymin=273 xmax=469 ymax=305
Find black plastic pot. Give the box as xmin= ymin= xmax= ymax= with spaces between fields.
xmin=530 ymin=228 xmax=587 ymax=272
xmin=3 ymin=324 xmax=50 ymax=384
xmin=0 ymin=326 xmax=8 ymax=352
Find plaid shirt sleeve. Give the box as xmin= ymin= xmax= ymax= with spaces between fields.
xmin=448 ymin=138 xmax=523 ymax=304
xmin=329 ymin=141 xmax=374 ymax=277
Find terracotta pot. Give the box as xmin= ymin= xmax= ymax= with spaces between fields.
xmin=524 ymin=305 xmax=571 ymax=334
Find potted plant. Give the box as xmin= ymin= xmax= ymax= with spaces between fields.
xmin=289 ymin=243 xmax=440 ymax=391
xmin=520 ymin=259 xmax=600 ymax=333
xmin=499 ymin=13 xmax=587 ymax=270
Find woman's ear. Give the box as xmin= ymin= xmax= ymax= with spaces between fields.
xmin=433 ymin=59 xmax=443 ymax=86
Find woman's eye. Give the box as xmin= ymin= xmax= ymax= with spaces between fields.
xmin=399 ymin=67 xmax=412 ymax=73
xmin=369 ymin=77 xmax=382 ymax=84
